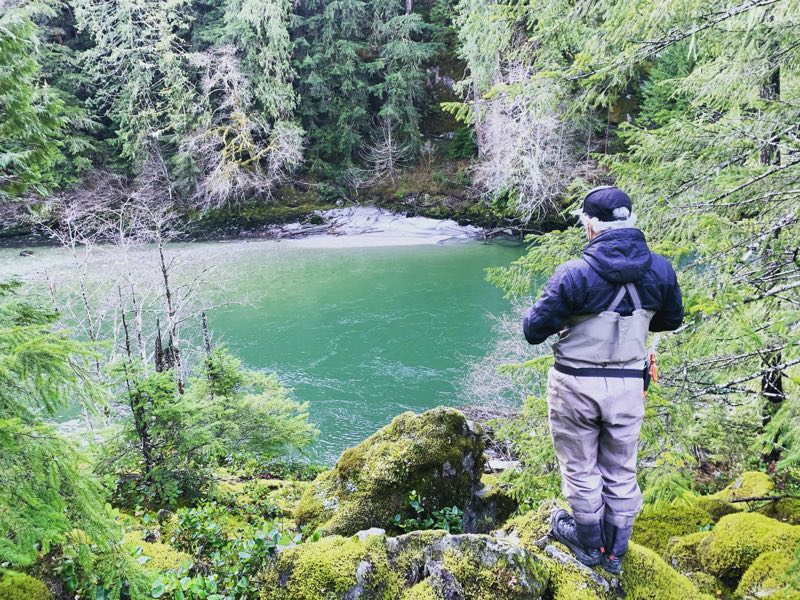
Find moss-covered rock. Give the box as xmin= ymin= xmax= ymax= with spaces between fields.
xmin=295 ymin=408 xmax=485 ymax=536
xmin=699 ymin=512 xmax=800 ymax=580
xmin=666 ymin=530 xmax=710 ymax=573
xmin=0 ymin=570 xmax=52 ymax=600
xmin=501 ymin=500 xmax=561 ymax=549
xmin=692 ymin=496 xmax=741 ymax=523
xmin=539 ymin=544 xmax=608 ymax=600
xmin=618 ymin=543 xmax=715 ymax=600
xmin=429 ymin=534 xmax=547 ymax=599
xmin=735 ymin=550 xmax=798 ymax=599
xmin=387 ymin=530 xmax=548 ymax=599
xmin=261 ymin=529 xmax=548 ymax=600
xmin=708 ymin=471 xmax=774 ymax=502
xmin=261 ymin=535 xmax=402 ymax=600
xmin=503 ymin=505 xmax=714 ymax=600
xmin=692 ymin=471 xmax=776 ymax=524
xmin=631 ymin=503 xmax=714 ymax=556
xmin=686 ymin=571 xmax=725 ymax=597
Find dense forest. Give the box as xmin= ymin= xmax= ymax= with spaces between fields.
xmin=2 ymin=0 xmax=800 ymax=598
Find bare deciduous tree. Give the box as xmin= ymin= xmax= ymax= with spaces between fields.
xmin=182 ymin=46 xmax=304 ymax=209
xmin=354 ymin=117 xmax=411 ymax=187
xmin=473 ymin=64 xmax=580 ymax=223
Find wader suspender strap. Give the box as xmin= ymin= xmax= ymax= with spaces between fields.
xmin=607 ymin=283 xmax=642 ymax=312
xmin=554 ymin=282 xmax=646 ymax=379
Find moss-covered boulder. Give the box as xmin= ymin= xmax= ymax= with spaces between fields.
xmin=666 ymin=530 xmax=710 ymax=573
xmin=261 ymin=535 xmax=402 ymax=599
xmin=631 ymin=503 xmax=714 ymax=556
xmin=388 ymin=531 xmax=548 ymax=600
xmin=698 ymin=512 xmax=800 ymax=580
xmin=709 ymin=471 xmax=774 ymax=502
xmin=260 ymin=529 xmax=548 ymax=600
xmin=295 ymin=408 xmax=485 ymax=535
xmin=629 ymin=473 xmax=777 ymax=558
xmin=736 ymin=550 xmax=798 ymax=599
xmin=0 ymin=570 xmax=52 ymax=600
xmin=618 ymin=543 xmax=715 ymax=600
xmin=692 ymin=471 xmax=775 ymax=523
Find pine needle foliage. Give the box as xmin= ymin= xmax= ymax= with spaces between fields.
xmin=0 ymin=280 xmax=118 ymax=574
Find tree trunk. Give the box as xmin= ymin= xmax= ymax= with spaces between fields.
xmin=758 ymin=57 xmax=784 ymax=464
xmin=158 ymin=241 xmax=184 ymax=393
xmin=121 ymin=291 xmax=154 ymax=476
xmin=759 ymin=66 xmax=780 ymax=165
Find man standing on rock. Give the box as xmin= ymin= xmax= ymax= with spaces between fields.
xmin=522 ymin=186 xmax=683 ymax=574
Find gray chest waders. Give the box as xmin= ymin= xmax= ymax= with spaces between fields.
xmin=552 ymin=280 xmax=654 ymax=380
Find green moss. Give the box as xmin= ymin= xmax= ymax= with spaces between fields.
xmin=269 ymin=481 xmax=310 ymax=517
xmin=386 ymin=530 xmax=449 ymax=578
xmin=438 ymin=537 xmax=548 ymax=600
xmin=736 ymin=550 xmax=797 ymax=599
xmin=123 ymin=532 xmax=192 ymax=573
xmin=400 ymin=581 xmax=439 ymax=600
xmin=295 ymin=408 xmax=484 ymax=536
xmin=631 ymin=503 xmax=714 ymax=556
xmin=666 ymin=531 xmax=711 ymax=573
xmin=708 ymin=471 xmax=774 ymax=502
xmin=618 ymin=543 xmax=714 ymax=600
xmin=260 ymin=535 xmax=401 ymax=600
xmin=543 ymin=557 xmax=606 ymax=600
xmin=211 ymin=477 xmax=307 ymax=519
xmin=293 ymin=477 xmax=329 ymax=529
xmin=685 ymin=572 xmax=725 ymax=596
xmin=472 ymin=474 xmax=518 ymax=533
xmin=0 ymin=570 xmax=52 ymax=600
xmin=692 ymin=496 xmax=741 ymax=522
xmin=699 ymin=513 xmax=800 ymax=580
xmin=502 ymin=501 xmax=561 ymax=549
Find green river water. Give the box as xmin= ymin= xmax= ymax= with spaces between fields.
xmin=0 ymin=238 xmax=525 ymax=462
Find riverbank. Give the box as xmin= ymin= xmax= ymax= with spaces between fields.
xmin=2 ymin=205 xmax=523 ymax=257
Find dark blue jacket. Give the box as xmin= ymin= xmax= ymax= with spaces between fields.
xmin=523 ymin=228 xmax=683 ymax=345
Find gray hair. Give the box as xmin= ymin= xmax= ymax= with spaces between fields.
xmin=579 ymin=207 xmax=638 ymax=232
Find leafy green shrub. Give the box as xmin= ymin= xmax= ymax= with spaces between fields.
xmin=104 ymin=349 xmax=318 ymax=509
xmin=392 ymin=490 xmax=464 ymax=533
xmin=159 ymin=502 xmax=311 ymax=598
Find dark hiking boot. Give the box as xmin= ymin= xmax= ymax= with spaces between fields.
xmin=601 ymin=521 xmax=633 ymax=575
xmin=550 ymin=509 xmax=603 ymax=567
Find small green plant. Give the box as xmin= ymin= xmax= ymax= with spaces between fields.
xmin=159 ymin=502 xmax=305 ymax=599
xmin=392 ymin=490 xmax=464 ymax=533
